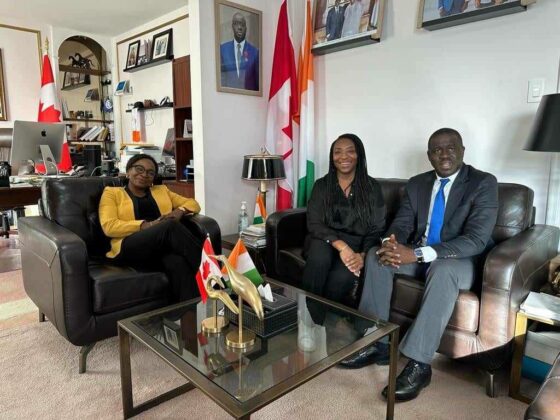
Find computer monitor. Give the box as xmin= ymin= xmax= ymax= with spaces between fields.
xmin=10 ymin=121 xmax=64 ymax=175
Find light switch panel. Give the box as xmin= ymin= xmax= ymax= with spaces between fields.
xmin=528 ymin=78 xmax=545 ymax=103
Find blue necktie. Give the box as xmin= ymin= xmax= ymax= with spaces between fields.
xmin=427 ymin=178 xmax=450 ymax=246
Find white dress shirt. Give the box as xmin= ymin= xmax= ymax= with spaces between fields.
xmin=234 ymin=40 xmax=245 ymax=76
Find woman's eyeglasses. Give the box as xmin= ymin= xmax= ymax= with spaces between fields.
xmin=132 ymin=165 xmax=156 ymax=177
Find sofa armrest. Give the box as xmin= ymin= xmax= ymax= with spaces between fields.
xmin=266 ymin=208 xmax=307 ymax=278
xmin=18 ymin=216 xmax=91 ymax=344
xmin=478 ymin=224 xmax=560 ymax=353
xmin=183 ymin=214 xmax=222 ymax=253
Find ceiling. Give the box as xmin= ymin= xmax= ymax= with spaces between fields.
xmin=0 ymin=0 xmax=188 ymax=36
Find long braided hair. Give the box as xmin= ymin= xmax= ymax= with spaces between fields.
xmin=324 ymin=133 xmax=376 ymax=228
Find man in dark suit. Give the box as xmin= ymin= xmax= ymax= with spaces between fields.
xmin=220 ymin=12 xmax=259 ymax=91
xmin=326 ymin=0 xmax=346 ymax=41
xmin=340 ymin=128 xmax=499 ymax=402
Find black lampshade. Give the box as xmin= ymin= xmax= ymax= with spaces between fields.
xmin=242 ymin=154 xmax=286 ymax=180
xmin=525 ymin=93 xmax=560 ymax=152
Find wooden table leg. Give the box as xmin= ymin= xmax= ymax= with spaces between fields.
xmin=509 ymin=312 xmax=530 ymax=402
xmin=386 ymin=328 xmax=399 ymax=420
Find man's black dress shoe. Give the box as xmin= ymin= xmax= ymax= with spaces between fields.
xmin=338 ymin=342 xmax=389 ymax=369
xmin=382 ymin=359 xmax=432 ymax=402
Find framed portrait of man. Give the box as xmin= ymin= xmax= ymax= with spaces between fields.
xmin=0 ymin=49 xmax=7 ymax=121
xmin=214 ymin=0 xmax=262 ymax=96
xmin=312 ymin=0 xmax=386 ymax=56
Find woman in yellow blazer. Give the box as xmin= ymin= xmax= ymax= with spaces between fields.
xmin=99 ymin=154 xmax=202 ymax=302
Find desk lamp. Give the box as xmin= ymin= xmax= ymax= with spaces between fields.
xmin=525 ymin=93 xmax=560 ymax=222
xmin=241 ymin=149 xmax=286 ymax=209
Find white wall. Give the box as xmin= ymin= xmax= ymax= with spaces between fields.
xmin=190 ymin=0 xmax=304 ymax=234
xmin=113 ymin=6 xmax=189 ymax=149
xmin=313 ymin=0 xmax=559 ymax=224
xmin=0 ymin=17 xmax=49 ymax=128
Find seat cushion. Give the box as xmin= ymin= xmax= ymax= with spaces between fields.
xmin=90 ymin=262 xmax=169 ymax=314
xmin=391 ymin=276 xmax=479 ymax=333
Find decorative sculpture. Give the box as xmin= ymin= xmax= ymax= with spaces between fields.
xmin=201 ymin=274 xmax=238 ymax=334
xmin=213 ymin=255 xmax=264 ymax=348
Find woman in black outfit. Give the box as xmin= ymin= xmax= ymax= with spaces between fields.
xmin=302 ymin=134 xmax=386 ymax=323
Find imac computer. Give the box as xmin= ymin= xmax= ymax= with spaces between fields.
xmin=10 ymin=121 xmax=65 ymax=175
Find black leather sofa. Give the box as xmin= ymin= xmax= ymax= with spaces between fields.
xmin=266 ymin=178 xmax=559 ymax=395
xmin=18 ymin=177 xmax=220 ymax=372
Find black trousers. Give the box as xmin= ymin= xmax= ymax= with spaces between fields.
xmin=302 ymin=238 xmax=358 ymax=324
xmin=116 ymin=219 xmax=202 ymax=302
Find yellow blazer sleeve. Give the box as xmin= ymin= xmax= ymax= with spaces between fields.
xmin=166 ymin=186 xmax=201 ymax=214
xmin=99 ymin=187 xmax=144 ymax=238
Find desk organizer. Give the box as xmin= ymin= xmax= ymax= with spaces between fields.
xmin=224 ymin=292 xmax=297 ymax=338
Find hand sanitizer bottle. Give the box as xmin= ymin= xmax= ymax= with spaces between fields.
xmin=238 ymin=201 xmax=249 ymax=233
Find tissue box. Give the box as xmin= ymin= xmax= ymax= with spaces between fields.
xmin=224 ymin=292 xmax=297 ymax=338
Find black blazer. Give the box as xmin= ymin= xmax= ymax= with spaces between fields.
xmin=387 ymin=164 xmax=498 ymax=259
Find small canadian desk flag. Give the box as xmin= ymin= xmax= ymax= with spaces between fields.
xmin=38 ymin=52 xmax=72 ymax=172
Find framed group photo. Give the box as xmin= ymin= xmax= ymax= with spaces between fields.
xmin=312 ymin=0 xmax=386 ymax=55
xmin=0 ymin=49 xmax=6 ymax=121
xmin=417 ymin=0 xmax=535 ymax=31
xmin=151 ymin=28 xmax=173 ymax=61
xmin=214 ymin=0 xmax=262 ymax=96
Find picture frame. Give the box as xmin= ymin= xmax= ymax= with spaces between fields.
xmin=312 ymin=0 xmax=386 ymax=56
xmin=417 ymin=0 xmax=536 ymax=31
xmin=214 ymin=0 xmax=262 ymax=96
xmin=0 ymin=49 xmax=6 ymax=121
xmin=125 ymin=40 xmax=140 ymax=69
xmin=62 ymin=72 xmax=72 ymax=89
xmin=151 ymin=29 xmax=173 ymax=61
xmin=163 ymin=318 xmax=183 ymax=354
xmin=136 ymin=39 xmax=151 ymax=66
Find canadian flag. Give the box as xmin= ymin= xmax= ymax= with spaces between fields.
xmin=195 ymin=236 xmax=222 ymax=303
xmin=265 ymin=0 xmax=298 ymax=211
xmin=38 ymin=53 xmax=72 ymax=172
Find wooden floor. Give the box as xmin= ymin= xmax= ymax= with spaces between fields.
xmin=0 ymin=234 xmax=37 ymax=330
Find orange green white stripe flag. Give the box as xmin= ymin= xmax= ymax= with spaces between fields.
xmin=222 ymin=239 xmax=264 ymax=286
xmin=253 ymin=190 xmax=267 ymax=224
xmin=295 ymin=0 xmax=315 ymax=207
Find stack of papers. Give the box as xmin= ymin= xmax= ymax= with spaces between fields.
xmin=520 ymin=292 xmax=560 ymax=322
xmin=240 ymin=224 xmax=266 ymax=248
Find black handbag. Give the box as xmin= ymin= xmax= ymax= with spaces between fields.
xmin=0 ymin=161 xmax=11 ymax=187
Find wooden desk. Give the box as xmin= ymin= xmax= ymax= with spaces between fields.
xmin=0 ymin=185 xmax=41 ymax=211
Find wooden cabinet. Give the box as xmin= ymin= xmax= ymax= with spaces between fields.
xmin=170 ymin=56 xmax=194 ymax=197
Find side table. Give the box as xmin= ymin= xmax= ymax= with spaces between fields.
xmin=221 ymin=233 xmax=267 ymax=274
xmin=509 ymin=300 xmax=560 ymax=403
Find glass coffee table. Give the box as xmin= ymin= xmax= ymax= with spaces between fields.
xmin=118 ymin=279 xmax=399 ymax=419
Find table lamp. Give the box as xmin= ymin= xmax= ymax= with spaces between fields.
xmin=525 ymin=92 xmax=560 ymax=222
xmin=241 ymin=150 xmax=286 ymax=208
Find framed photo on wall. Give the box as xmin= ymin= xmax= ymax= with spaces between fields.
xmin=312 ymin=0 xmax=386 ymax=55
xmin=214 ymin=0 xmax=262 ymax=96
xmin=0 ymin=49 xmax=7 ymax=121
xmin=151 ymin=29 xmax=173 ymax=61
xmin=417 ymin=0 xmax=535 ymax=31
xmin=126 ymin=41 xmax=140 ymax=69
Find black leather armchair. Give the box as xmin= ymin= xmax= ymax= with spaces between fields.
xmin=19 ymin=177 xmax=221 ymax=373
xmin=266 ymin=178 xmax=559 ymax=395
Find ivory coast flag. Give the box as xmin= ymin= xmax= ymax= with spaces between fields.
xmin=253 ymin=191 xmax=267 ymax=224
xmin=222 ymin=239 xmax=264 ymax=286
xmin=295 ymin=0 xmax=315 ymax=207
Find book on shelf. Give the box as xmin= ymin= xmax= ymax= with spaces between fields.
xmin=520 ymin=292 xmax=560 ymax=321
